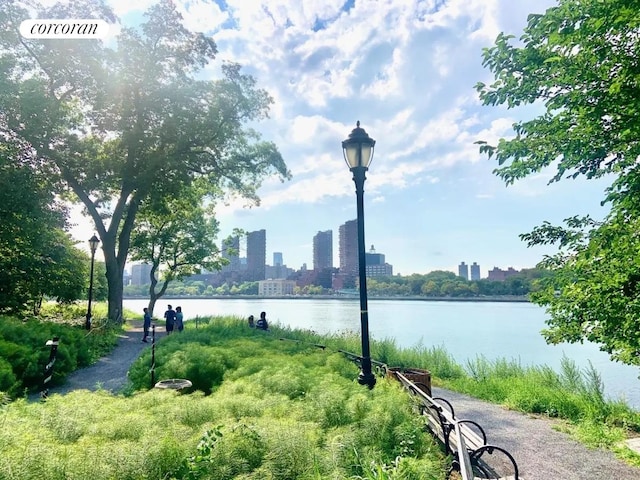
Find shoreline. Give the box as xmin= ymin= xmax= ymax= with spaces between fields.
xmin=123 ymin=294 xmax=531 ymax=303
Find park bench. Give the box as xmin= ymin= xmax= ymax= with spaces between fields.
xmin=393 ymin=371 xmax=520 ymax=480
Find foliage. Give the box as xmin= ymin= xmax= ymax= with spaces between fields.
xmin=0 ymin=143 xmax=87 ymax=314
xmin=0 ymin=0 xmax=289 ymax=323
xmin=273 ymin=321 xmax=640 ymax=460
xmin=475 ymin=0 xmax=640 ymax=184
xmin=0 ymin=314 xmax=119 ymax=397
xmin=521 ymin=210 xmax=640 ymax=365
xmin=1 ymin=318 xmax=448 ymax=480
xmin=365 ymin=270 xmax=546 ymax=298
xmin=476 ymin=0 xmax=640 ymax=366
xmin=3 ymin=314 xmax=640 ymax=472
xmin=124 ymin=279 xmax=260 ymax=297
xmin=90 ymin=261 xmax=109 ymax=302
xmin=129 ymin=185 xmax=225 ymax=315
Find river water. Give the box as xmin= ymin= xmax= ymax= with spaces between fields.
xmin=124 ymin=297 xmax=640 ymax=409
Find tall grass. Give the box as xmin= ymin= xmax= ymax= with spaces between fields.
xmin=4 ymin=314 xmax=640 ymax=476
xmin=1 ymin=316 xmax=449 ymax=479
xmin=256 ymin=319 xmax=640 ymax=462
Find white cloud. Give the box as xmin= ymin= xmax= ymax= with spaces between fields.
xmin=107 ymin=0 xmax=157 ymax=16
xmin=60 ymin=0 xmax=570 ymax=272
xmin=176 ymin=0 xmax=228 ymax=33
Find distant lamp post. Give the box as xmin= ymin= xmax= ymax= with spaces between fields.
xmin=85 ymin=234 xmax=100 ymax=331
xmin=342 ymin=121 xmax=376 ymax=389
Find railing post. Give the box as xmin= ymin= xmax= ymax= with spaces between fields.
xmin=41 ymin=337 xmax=60 ymax=399
xmin=150 ymin=324 xmax=156 ymax=388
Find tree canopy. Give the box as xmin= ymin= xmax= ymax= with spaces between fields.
xmin=0 ymin=0 xmax=289 ymax=322
xmin=477 ymin=0 xmax=640 ymax=366
xmin=476 ymin=0 xmax=640 ymax=185
xmin=0 ymin=142 xmax=87 ymax=314
xmin=129 ymin=184 xmax=224 ymax=315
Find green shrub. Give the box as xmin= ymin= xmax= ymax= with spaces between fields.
xmin=0 ymin=357 xmax=17 ymax=394
xmin=0 ymin=314 xmax=119 ymax=397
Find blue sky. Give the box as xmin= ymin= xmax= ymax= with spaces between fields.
xmin=67 ymin=0 xmax=614 ymax=277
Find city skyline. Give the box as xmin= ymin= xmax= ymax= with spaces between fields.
xmin=217 ymin=224 xmax=517 ymax=280
xmin=126 ymin=223 xmax=520 ymax=281
xmin=69 ymin=0 xmax=613 ymax=275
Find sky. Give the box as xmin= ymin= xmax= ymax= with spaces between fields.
xmin=65 ymin=0 xmax=615 ymax=277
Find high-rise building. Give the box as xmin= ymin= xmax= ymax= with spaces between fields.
xmin=458 ymin=261 xmax=469 ymax=280
xmin=313 ymin=230 xmax=333 ymax=271
xmin=221 ymin=236 xmax=240 ymax=273
xmin=470 ymin=262 xmax=481 ymax=281
xmin=131 ymin=263 xmax=153 ymax=285
xmin=339 ymin=219 xmax=358 ymax=276
xmin=365 ymin=245 xmax=393 ymax=277
xmin=246 ymin=229 xmax=266 ymax=281
xmin=488 ymin=266 xmax=518 ymax=281
xmin=273 ymin=252 xmax=283 ymax=267
xmin=365 ymin=244 xmax=384 ymax=266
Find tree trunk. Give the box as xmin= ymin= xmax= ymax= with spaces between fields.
xmin=102 ymin=234 xmax=125 ymax=325
xmin=105 ymin=258 xmax=124 ymax=324
xmin=147 ymin=266 xmax=172 ymax=317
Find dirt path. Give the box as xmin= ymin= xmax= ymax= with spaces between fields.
xmin=37 ymin=327 xmax=640 ymax=480
xmin=432 ymin=386 xmax=640 ymax=480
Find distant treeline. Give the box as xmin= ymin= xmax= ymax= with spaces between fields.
xmin=124 ymin=268 xmax=548 ymax=298
xmin=367 ymin=269 xmax=548 ymax=297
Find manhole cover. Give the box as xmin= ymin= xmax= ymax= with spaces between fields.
xmin=154 ymin=378 xmax=192 ymax=390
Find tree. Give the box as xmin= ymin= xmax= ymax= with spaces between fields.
xmin=0 ymin=142 xmax=87 ymax=314
xmin=476 ymin=0 xmax=640 ymax=365
xmin=129 ymin=186 xmax=223 ymax=315
xmin=475 ymin=0 xmax=640 ymax=184
xmin=0 ymin=0 xmax=289 ymax=323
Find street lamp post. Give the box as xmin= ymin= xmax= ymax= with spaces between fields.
xmin=342 ymin=121 xmax=376 ymax=389
xmin=85 ymin=234 xmax=100 ymax=331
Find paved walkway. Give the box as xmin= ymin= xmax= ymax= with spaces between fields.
xmin=37 ymin=322 xmax=166 ymax=397
xmin=432 ymin=387 xmax=640 ymax=480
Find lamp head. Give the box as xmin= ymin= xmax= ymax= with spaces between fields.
xmin=88 ymin=234 xmax=100 ymax=254
xmin=342 ymin=121 xmax=376 ymax=170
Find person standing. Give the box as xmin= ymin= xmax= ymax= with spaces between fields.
xmin=175 ymin=306 xmax=184 ymax=332
xmin=247 ymin=315 xmax=255 ymax=328
xmin=142 ymin=307 xmax=152 ymax=343
xmin=164 ymin=304 xmax=176 ymax=334
xmin=256 ymin=311 xmax=268 ymax=330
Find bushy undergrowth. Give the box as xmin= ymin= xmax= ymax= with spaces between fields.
xmin=1 ymin=317 xmax=448 ymax=480
xmin=38 ymin=302 xmax=109 ymax=324
xmin=0 ymin=309 xmax=119 ymax=398
xmin=4 ymin=313 xmax=640 ymax=476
